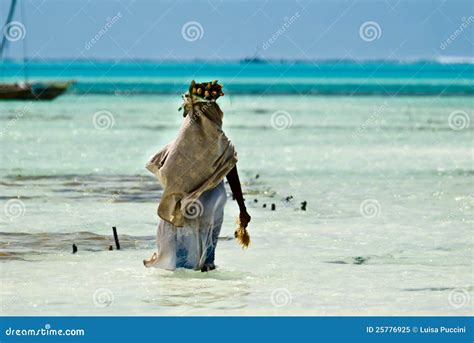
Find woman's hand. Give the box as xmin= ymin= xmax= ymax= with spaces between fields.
xmin=239 ymin=208 xmax=251 ymax=228
xmin=226 ymin=166 xmax=251 ymax=228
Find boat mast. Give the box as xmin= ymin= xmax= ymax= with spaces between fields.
xmin=19 ymin=0 xmax=28 ymax=81
xmin=0 ymin=0 xmax=28 ymax=82
xmin=0 ymin=0 xmax=18 ymax=60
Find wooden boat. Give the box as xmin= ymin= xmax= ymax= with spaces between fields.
xmin=0 ymin=83 xmax=30 ymax=99
xmin=0 ymin=81 xmax=75 ymax=100
xmin=0 ymin=0 xmax=75 ymax=100
xmin=29 ymin=81 xmax=75 ymax=100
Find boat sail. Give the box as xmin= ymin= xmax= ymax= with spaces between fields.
xmin=0 ymin=0 xmax=74 ymax=100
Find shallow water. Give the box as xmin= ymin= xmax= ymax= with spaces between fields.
xmin=0 ymin=93 xmax=473 ymax=315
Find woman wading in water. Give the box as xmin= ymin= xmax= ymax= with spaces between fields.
xmin=144 ymin=81 xmax=251 ymax=272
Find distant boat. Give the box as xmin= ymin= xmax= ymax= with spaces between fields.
xmin=240 ymin=47 xmax=267 ymax=64
xmin=0 ymin=81 xmax=75 ymax=100
xmin=0 ymin=0 xmax=74 ymax=100
xmin=240 ymin=56 xmax=267 ymax=64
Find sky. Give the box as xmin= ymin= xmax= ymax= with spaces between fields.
xmin=1 ymin=0 xmax=473 ymax=61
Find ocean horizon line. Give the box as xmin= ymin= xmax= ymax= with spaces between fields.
xmin=2 ymin=56 xmax=474 ymax=65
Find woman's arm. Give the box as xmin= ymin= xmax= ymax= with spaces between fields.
xmin=226 ymin=165 xmax=251 ymax=228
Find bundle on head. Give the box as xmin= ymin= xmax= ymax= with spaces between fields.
xmin=189 ymin=80 xmax=224 ymax=101
xmin=234 ymin=217 xmax=250 ymax=249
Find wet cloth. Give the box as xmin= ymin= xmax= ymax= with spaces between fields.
xmin=146 ymin=94 xmax=237 ymax=227
xmin=145 ymin=181 xmax=227 ymax=270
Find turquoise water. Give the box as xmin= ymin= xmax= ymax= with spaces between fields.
xmin=1 ymin=61 xmax=473 ymax=95
xmin=0 ymin=62 xmax=473 ymax=315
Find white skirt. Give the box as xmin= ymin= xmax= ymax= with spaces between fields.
xmin=145 ymin=181 xmax=227 ymax=270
